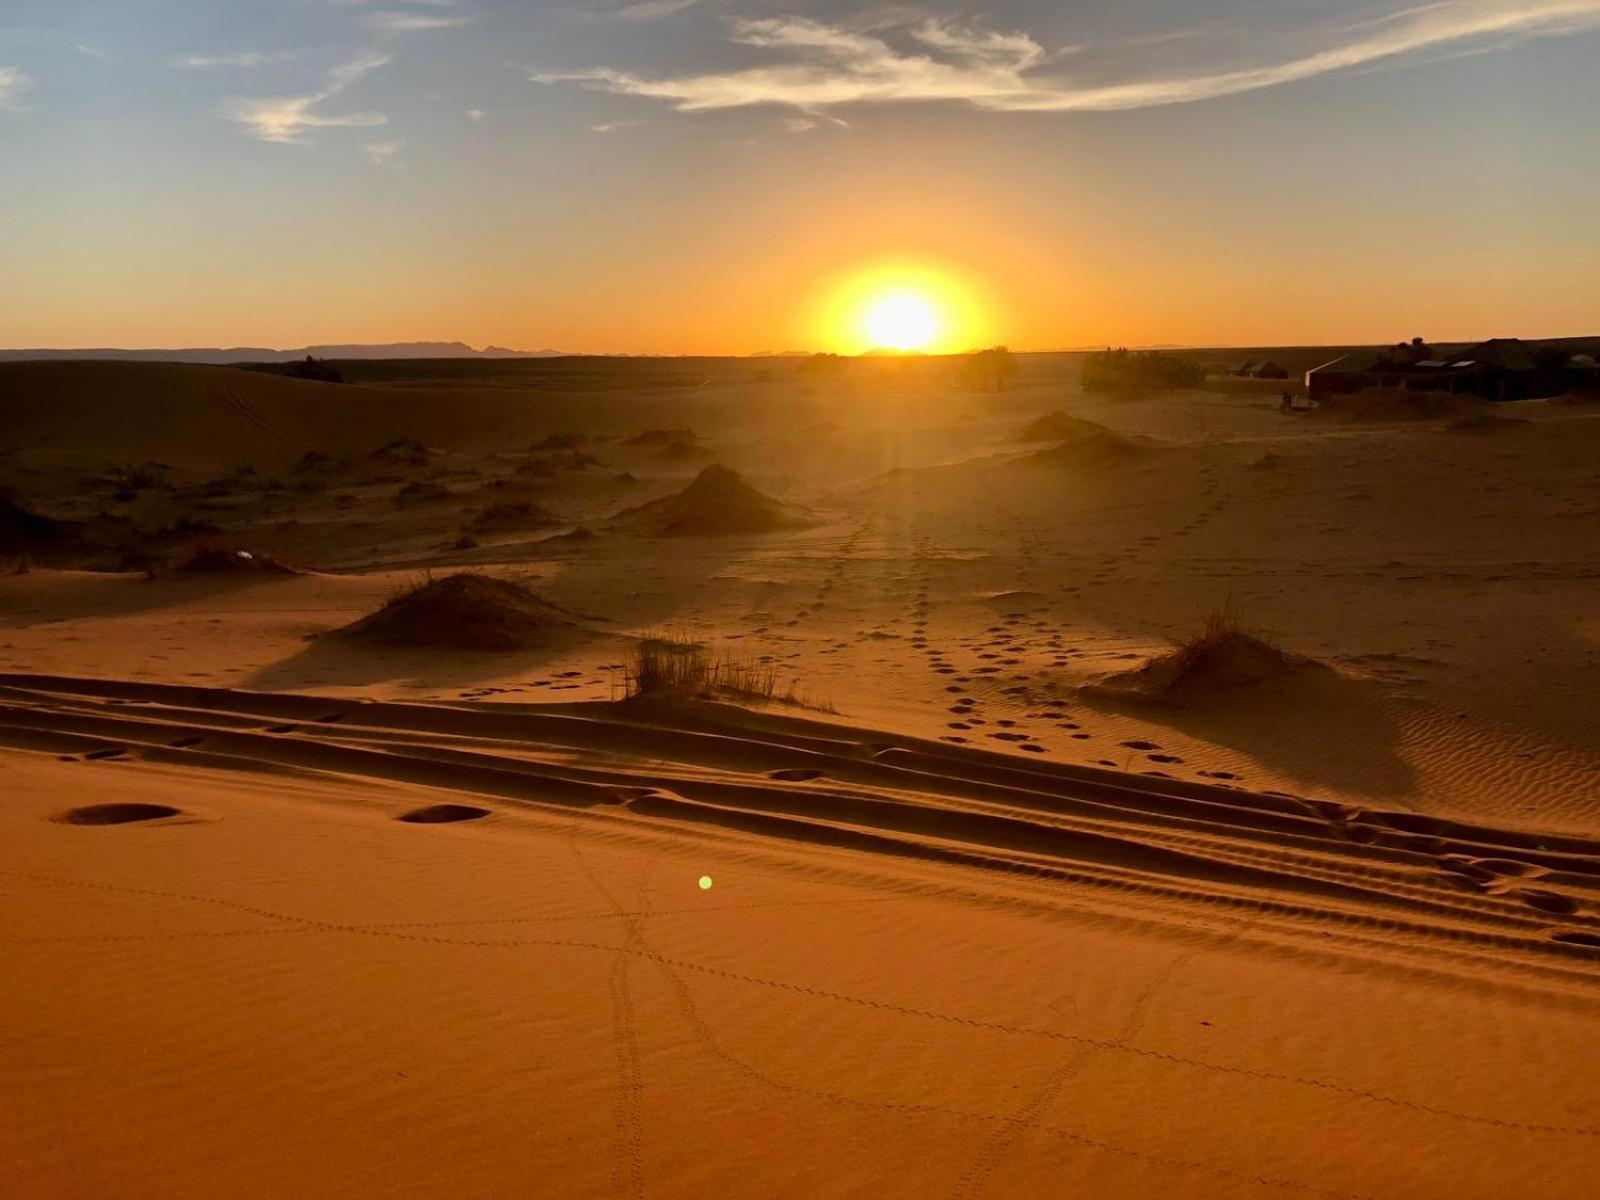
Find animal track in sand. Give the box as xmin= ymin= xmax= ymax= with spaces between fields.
xmin=398 ymin=804 xmax=492 ymax=824
xmin=55 ymin=803 xmax=181 ymax=825
xmin=769 ymin=769 xmax=823 ymax=782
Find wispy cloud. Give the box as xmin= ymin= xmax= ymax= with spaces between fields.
xmin=618 ymin=0 xmax=702 ymax=19
xmin=537 ymin=2 xmax=1600 ymax=115
xmin=0 ymin=65 xmax=31 ymax=110
xmin=367 ymin=10 xmax=474 ymax=35
xmin=229 ymin=52 xmax=391 ymax=143
xmin=364 ymin=139 xmax=403 ymax=164
xmin=175 ymin=50 xmax=301 ymax=70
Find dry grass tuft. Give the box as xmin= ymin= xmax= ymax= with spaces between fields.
xmin=1157 ymin=601 xmax=1303 ymax=689
xmin=624 ymin=633 xmax=828 ymax=709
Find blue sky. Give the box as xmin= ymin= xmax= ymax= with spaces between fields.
xmin=3 ymin=1 xmax=1598 ymax=351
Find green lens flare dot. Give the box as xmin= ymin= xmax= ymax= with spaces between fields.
xmin=698 ymin=875 xmax=713 ymax=890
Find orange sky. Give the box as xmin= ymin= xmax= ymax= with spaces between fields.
xmin=3 ymin=1 xmax=1598 ymax=353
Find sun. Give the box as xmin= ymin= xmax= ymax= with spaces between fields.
xmin=810 ymin=261 xmax=992 ymax=355
xmin=864 ymin=293 xmax=939 ymax=352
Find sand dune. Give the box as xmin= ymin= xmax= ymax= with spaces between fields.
xmin=5 ymin=356 xmax=1600 ymax=1196
xmin=3 ymin=670 xmax=1598 ymax=1198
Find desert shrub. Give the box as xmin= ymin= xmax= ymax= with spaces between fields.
xmin=798 ymin=353 xmax=848 ymax=376
xmin=1083 ymin=348 xmax=1204 ymax=393
xmin=286 ymin=356 xmax=344 ymax=384
xmin=624 ymin=633 xmax=823 ymax=707
xmin=957 ymin=346 xmax=1019 ymax=393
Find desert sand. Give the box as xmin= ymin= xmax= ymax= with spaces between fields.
xmin=4 ymin=354 xmax=1600 ymax=1198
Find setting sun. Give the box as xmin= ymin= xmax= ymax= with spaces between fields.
xmin=812 ymin=262 xmax=993 ymax=356
xmin=864 ymin=293 xmax=939 ymax=352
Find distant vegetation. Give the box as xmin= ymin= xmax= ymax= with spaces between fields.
xmin=957 ymin=346 xmax=1019 ymax=393
xmin=798 ymin=352 xmax=849 ymax=376
xmin=1083 ymin=348 xmax=1204 ymax=393
xmin=285 ymin=356 xmax=344 ymax=384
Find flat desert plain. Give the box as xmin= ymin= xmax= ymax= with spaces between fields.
xmin=3 ymin=355 xmax=1600 ymax=1198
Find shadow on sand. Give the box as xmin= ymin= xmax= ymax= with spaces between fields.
xmin=1082 ymin=667 xmax=1419 ymax=800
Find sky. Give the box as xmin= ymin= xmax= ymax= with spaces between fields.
xmin=2 ymin=0 xmax=1598 ymax=354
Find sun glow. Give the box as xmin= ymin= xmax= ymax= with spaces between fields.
xmin=812 ymin=262 xmax=992 ymax=356
xmin=864 ymin=293 xmax=938 ymax=352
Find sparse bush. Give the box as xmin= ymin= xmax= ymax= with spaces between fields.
xmin=1083 ymin=348 xmax=1204 ymax=394
xmin=286 ymin=356 xmax=344 ymax=384
xmin=798 ymin=353 xmax=847 ymax=376
xmin=624 ymin=633 xmax=824 ymax=708
xmin=958 ymin=346 xmax=1019 ymax=393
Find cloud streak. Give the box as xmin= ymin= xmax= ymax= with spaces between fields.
xmin=367 ymin=10 xmax=474 ymax=34
xmin=536 ymin=2 xmax=1600 ymax=115
xmin=229 ymin=52 xmax=391 ymax=143
xmin=618 ymin=0 xmax=702 ymax=19
xmin=0 ymin=66 xmax=32 ymax=110
xmin=176 ymin=51 xmax=301 ymax=70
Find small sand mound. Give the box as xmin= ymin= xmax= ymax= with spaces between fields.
xmin=625 ymin=428 xmax=696 ymax=446
xmin=1097 ymin=617 xmax=1317 ymax=701
xmin=610 ymin=464 xmax=816 ymax=537
xmin=1020 ymin=421 xmax=1154 ymax=469
xmin=337 ymin=572 xmax=589 ymax=651
xmin=172 ymin=545 xmax=301 ymax=576
xmin=658 ymin=439 xmax=713 ymax=461
xmin=56 ymin=803 xmax=181 ymax=825
xmin=1316 ymin=388 xmax=1484 ymax=423
xmin=1016 ymin=411 xmax=1108 ymax=443
xmin=470 ymin=501 xmax=558 ymax=531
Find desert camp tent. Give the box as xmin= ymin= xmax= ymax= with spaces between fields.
xmin=1307 ymin=337 xmax=1575 ymax=403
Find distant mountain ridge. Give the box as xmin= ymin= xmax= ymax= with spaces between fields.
xmin=0 ymin=342 xmax=567 ymax=364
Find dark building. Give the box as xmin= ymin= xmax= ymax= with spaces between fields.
xmin=1306 ymin=337 xmax=1594 ymax=403
xmin=1233 ymin=359 xmax=1290 ymax=380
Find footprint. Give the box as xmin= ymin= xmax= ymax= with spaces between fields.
xmin=1516 ymin=888 xmax=1578 ymax=915
xmin=769 ymin=768 xmax=823 ymax=782
xmin=398 ymin=804 xmax=492 ymax=824
xmin=83 ymin=748 xmax=129 ymax=761
xmin=55 ymin=803 xmax=180 ymax=826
